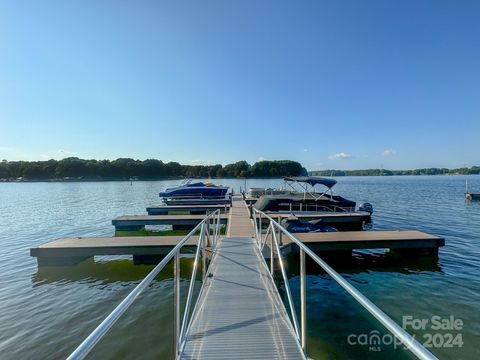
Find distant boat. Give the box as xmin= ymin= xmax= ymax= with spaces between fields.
xmin=159 ymin=179 xmax=229 ymax=199
xmin=466 ymin=193 xmax=480 ymax=200
xmin=465 ymin=178 xmax=480 ymax=200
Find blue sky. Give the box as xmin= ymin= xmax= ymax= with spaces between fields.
xmin=0 ymin=0 xmax=479 ymax=170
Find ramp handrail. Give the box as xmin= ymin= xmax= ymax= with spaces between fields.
xmin=252 ymin=208 xmax=438 ymax=360
xmin=67 ymin=210 xmax=222 ymax=360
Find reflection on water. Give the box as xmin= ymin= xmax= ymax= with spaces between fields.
xmin=284 ymin=250 xmax=442 ymax=277
xmin=1 ymin=177 xmax=480 ymax=359
xmin=32 ymin=256 xmax=198 ymax=285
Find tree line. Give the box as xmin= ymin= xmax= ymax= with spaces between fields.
xmin=0 ymin=158 xmax=305 ymax=181
xmin=310 ymin=166 xmax=480 ymax=177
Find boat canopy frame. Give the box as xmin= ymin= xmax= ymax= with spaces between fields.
xmin=283 ymin=176 xmax=337 ymax=201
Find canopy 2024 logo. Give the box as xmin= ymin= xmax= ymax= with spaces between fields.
xmin=347 ymin=315 xmax=464 ymax=352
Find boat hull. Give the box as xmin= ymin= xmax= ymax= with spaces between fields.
xmin=159 ymin=182 xmax=229 ymax=199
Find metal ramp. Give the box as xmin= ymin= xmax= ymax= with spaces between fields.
xmin=67 ymin=195 xmax=438 ymax=360
xmin=179 ymin=236 xmax=305 ymax=359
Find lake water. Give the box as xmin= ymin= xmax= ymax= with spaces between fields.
xmin=0 ymin=177 xmax=479 ymax=359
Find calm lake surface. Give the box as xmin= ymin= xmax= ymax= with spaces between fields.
xmin=0 ymin=176 xmax=479 ymax=359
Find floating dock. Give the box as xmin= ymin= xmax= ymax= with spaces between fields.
xmin=31 ymin=197 xmax=444 ymax=266
xmin=146 ymin=204 xmax=230 ymax=215
xmin=283 ymin=230 xmax=444 ymax=255
xmin=30 ymin=236 xmax=199 ymax=266
xmin=112 ymin=214 xmax=228 ymax=231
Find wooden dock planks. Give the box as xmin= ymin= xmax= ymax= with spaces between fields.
xmin=30 ymin=236 xmax=199 ymax=258
xmin=282 ymin=230 xmax=444 ymax=252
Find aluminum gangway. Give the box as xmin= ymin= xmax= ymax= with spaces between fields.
xmin=178 ymin=197 xmax=305 ymax=359
xmin=67 ymin=195 xmax=438 ymax=360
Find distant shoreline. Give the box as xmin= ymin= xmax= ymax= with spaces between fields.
xmin=0 ymin=176 xmax=278 ymax=183
xmin=0 ymin=158 xmax=305 ymax=182
xmin=1 ymin=173 xmax=479 ymax=183
xmin=310 ymin=166 xmax=480 ymax=177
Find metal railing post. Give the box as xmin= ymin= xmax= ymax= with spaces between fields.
xmin=174 ymin=252 xmax=181 ymax=356
xmin=205 ymin=220 xmax=211 ymax=248
xmin=202 ymin=225 xmax=206 ymax=281
xmin=179 ymin=223 xmax=204 ymax=344
xmin=214 ymin=212 xmax=218 ymax=248
xmin=271 ymin=226 xmax=300 ymax=340
xmin=277 ymin=216 xmax=282 ymax=246
xmin=270 ymin=223 xmax=274 ymax=275
xmin=261 ymin=222 xmax=271 ymax=251
xmin=253 ymin=211 xmax=258 ymax=244
xmin=258 ymin=212 xmax=262 ymax=238
xmin=300 ymin=248 xmax=306 ymax=351
xmin=217 ymin=210 xmax=220 ymax=236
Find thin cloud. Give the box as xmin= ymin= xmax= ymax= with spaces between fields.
xmin=328 ymin=152 xmax=353 ymax=160
xmin=382 ymin=149 xmax=397 ymax=157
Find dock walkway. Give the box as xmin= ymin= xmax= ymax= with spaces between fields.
xmin=227 ymin=195 xmax=255 ymax=237
xmin=180 ymin=196 xmax=305 ymax=359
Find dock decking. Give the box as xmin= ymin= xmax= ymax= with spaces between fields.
xmin=180 ymin=195 xmax=305 ymax=359
xmin=282 ymin=230 xmax=444 ymax=254
xmin=30 ymin=236 xmax=199 ymax=257
xmin=227 ymin=196 xmax=255 ymax=237
xmin=30 ymin=236 xmax=199 ymax=265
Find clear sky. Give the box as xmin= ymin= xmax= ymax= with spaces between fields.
xmin=0 ymin=0 xmax=479 ymax=170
